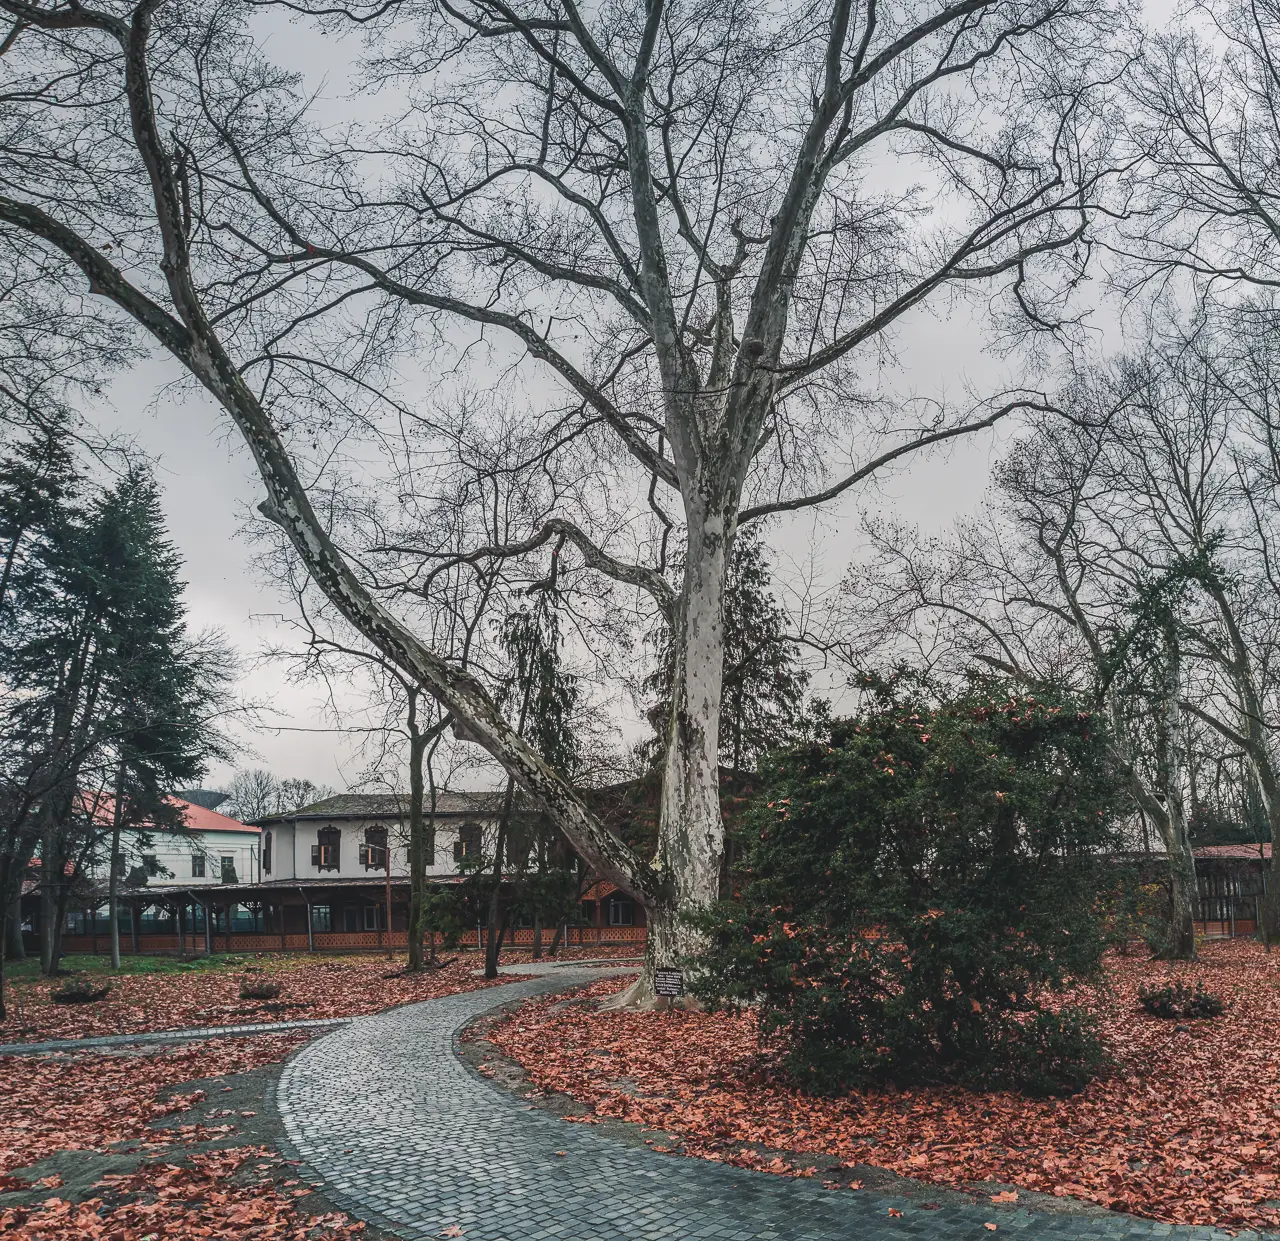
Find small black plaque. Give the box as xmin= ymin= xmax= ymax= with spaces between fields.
xmin=653 ymin=968 xmax=684 ymax=997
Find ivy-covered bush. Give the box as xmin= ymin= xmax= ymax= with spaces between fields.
xmin=694 ymin=675 xmax=1127 ymax=1097
xmin=239 ymin=977 xmax=282 ymax=1001
xmin=1138 ymin=980 xmax=1223 ymax=1019
xmin=50 ymin=977 xmax=113 ymax=1004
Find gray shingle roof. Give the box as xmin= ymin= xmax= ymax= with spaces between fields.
xmin=256 ymin=791 xmax=505 ymax=823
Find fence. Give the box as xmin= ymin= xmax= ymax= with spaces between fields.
xmin=56 ymin=922 xmax=647 ymax=956
xmin=1196 ymin=895 xmax=1261 ymax=939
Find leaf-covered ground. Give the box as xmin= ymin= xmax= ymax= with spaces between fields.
xmin=0 ymin=948 xmax=644 ymax=1238
xmin=0 ymin=951 xmax=551 ymax=1043
xmin=2 ymin=1146 xmax=364 ymax=1240
xmin=0 ymin=1036 xmax=306 ymax=1175
xmin=488 ymin=939 xmax=1280 ymax=1231
xmin=0 ymin=1036 xmax=373 ymax=1239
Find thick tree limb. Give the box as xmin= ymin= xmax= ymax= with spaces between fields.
xmin=388 ymin=518 xmax=675 ymax=617
xmin=0 ymin=208 xmax=668 ymax=913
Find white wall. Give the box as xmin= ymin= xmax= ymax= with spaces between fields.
xmin=85 ymin=826 xmax=262 ymax=888
xmin=261 ymin=817 xmax=497 ymax=882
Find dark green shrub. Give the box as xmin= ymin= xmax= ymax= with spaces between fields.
xmin=50 ymin=977 xmax=112 ymax=1004
xmin=239 ymin=977 xmax=282 ymax=1001
xmin=1138 ymin=980 xmax=1223 ymax=1019
xmin=694 ymin=674 xmax=1126 ymax=1096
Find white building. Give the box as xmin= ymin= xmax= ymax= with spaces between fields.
xmin=79 ymin=795 xmax=262 ymax=888
xmin=252 ymin=792 xmax=505 ymax=881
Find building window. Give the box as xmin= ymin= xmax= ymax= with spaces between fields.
xmin=263 ymin=831 xmax=272 ymax=875
xmin=607 ymin=895 xmax=634 ymax=927
xmin=580 ymin=900 xmax=596 ymax=925
xmin=142 ymin=854 xmax=160 ymax=877
xmin=360 ymin=826 xmax=388 ymax=870
xmin=311 ymin=827 xmax=340 ymax=871
xmin=363 ymin=903 xmax=387 ymax=931
xmin=191 ymin=853 xmax=205 ymax=878
xmin=220 ymin=855 xmax=238 ymax=884
xmin=310 ymin=904 xmax=332 ymax=932
xmin=343 ymin=905 xmax=360 ymax=933
xmin=453 ymin=822 xmax=482 ymax=864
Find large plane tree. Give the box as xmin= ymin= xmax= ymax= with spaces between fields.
xmin=0 ymin=0 xmax=1125 ymax=1002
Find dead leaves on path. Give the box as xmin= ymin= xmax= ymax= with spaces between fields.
xmin=489 ymin=940 xmax=1280 ymax=1232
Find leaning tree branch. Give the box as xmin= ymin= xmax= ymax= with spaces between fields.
xmin=389 ymin=517 xmax=675 ymax=618
xmin=0 ymin=207 xmax=668 ymax=913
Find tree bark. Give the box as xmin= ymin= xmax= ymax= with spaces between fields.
xmin=108 ymin=767 xmax=124 ymax=970
xmin=405 ymin=693 xmax=438 ymax=972
xmin=484 ymin=782 xmax=512 ymax=980
xmin=39 ymin=816 xmax=68 ymax=977
xmin=5 ymin=889 xmax=24 ymax=961
xmin=609 ymin=508 xmax=729 ymax=1007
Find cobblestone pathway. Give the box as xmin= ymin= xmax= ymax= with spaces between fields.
xmin=0 ymin=1015 xmax=351 ymax=1055
xmin=273 ymin=972 xmax=1259 ymax=1241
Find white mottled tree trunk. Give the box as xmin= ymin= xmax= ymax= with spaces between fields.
xmin=607 ymin=506 xmax=730 ymax=1008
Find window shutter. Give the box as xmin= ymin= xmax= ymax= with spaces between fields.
xmin=311 ymin=844 xmax=320 ymax=866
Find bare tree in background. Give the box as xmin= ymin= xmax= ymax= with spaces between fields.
xmin=1123 ymin=0 xmax=1280 ymax=301
xmin=0 ymin=0 xmax=1126 ymax=1001
xmin=842 ymin=397 xmax=1207 ymax=959
xmin=220 ymin=769 xmax=334 ymax=821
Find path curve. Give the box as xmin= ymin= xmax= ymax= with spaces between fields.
xmin=275 ymin=971 xmax=1245 ymax=1241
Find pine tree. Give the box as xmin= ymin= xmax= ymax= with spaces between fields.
xmin=642 ymin=527 xmax=809 ymax=774
xmin=0 ymin=421 xmax=82 ymax=1001
xmin=471 ymin=594 xmax=582 ymax=977
xmin=94 ymin=467 xmax=233 ymax=968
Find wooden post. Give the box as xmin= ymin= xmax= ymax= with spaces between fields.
xmin=204 ymin=901 xmax=213 ymax=955
xmin=279 ymin=901 xmax=287 ymax=951
xmin=176 ymin=900 xmax=185 ymax=955
xmin=129 ymin=901 xmax=140 ymax=955
xmin=89 ymin=906 xmax=97 ymax=956
xmin=305 ymin=896 xmax=315 ymax=953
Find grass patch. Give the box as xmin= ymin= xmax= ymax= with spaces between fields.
xmin=4 ymin=954 xmax=253 ymax=982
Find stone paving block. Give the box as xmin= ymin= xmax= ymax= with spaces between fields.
xmin=273 ymin=972 xmax=1268 ymax=1241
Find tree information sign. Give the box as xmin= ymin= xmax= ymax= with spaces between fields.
xmin=654 ymin=968 xmax=684 ymax=997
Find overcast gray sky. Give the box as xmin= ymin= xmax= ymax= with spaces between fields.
xmin=92 ymin=1 xmax=1173 ymax=792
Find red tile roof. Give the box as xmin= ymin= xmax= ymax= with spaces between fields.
xmin=1194 ymin=842 xmax=1271 ymax=860
xmin=80 ymin=793 xmax=259 ymax=835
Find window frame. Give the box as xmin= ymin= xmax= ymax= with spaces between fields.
xmin=312 ymin=827 xmax=341 ymax=871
